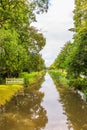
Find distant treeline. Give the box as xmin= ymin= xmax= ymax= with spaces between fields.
xmin=50 ymin=0 xmax=87 ymax=90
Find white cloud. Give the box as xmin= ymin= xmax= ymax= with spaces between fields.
xmin=33 ymin=0 xmax=74 ymax=67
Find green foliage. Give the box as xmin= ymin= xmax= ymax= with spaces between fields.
xmin=49 ymin=70 xmax=69 ymax=86
xmin=0 ymin=29 xmax=28 ymax=77
xmin=19 ymin=72 xmax=37 ymax=87
xmin=67 ymin=27 xmax=87 ymax=77
xmin=31 ymin=0 xmax=49 ymax=13
xmin=0 ymin=0 xmax=47 ymax=81
xmin=19 ymin=71 xmax=45 ymax=87
xmin=28 ymin=53 xmax=45 ymax=72
xmin=52 ymin=41 xmax=72 ymax=70
xmin=51 ymin=0 xmax=87 ymax=91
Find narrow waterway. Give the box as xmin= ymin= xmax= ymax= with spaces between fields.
xmin=0 ymin=73 xmax=87 ymax=130
xmin=40 ymin=73 xmax=68 ymax=130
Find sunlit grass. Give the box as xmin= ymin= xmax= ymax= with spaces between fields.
xmin=19 ymin=71 xmax=45 ymax=87
xmin=0 ymin=85 xmax=23 ymax=106
xmin=0 ymin=71 xmax=45 ymax=106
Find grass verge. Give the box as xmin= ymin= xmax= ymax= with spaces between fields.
xmin=0 ymin=71 xmax=45 ymax=107
xmin=19 ymin=71 xmax=45 ymax=87
xmin=48 ymin=70 xmax=69 ymax=87
xmin=49 ymin=70 xmax=87 ymax=99
xmin=0 ymin=85 xmax=23 ymax=106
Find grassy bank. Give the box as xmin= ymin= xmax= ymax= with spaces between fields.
xmin=19 ymin=71 xmax=45 ymax=87
xmin=0 ymin=71 xmax=45 ymax=106
xmin=49 ymin=70 xmax=69 ymax=87
xmin=0 ymin=85 xmax=23 ymax=106
xmin=49 ymin=70 xmax=87 ymax=98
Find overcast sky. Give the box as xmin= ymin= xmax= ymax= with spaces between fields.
xmin=33 ymin=0 xmax=75 ymax=67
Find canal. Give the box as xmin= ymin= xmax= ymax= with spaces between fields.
xmin=0 ymin=73 xmax=87 ymax=130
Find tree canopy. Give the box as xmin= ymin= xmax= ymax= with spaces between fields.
xmin=51 ymin=0 xmax=87 ymax=89
xmin=0 ymin=0 xmax=49 ymax=79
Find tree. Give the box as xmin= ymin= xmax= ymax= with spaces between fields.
xmin=68 ymin=27 xmax=87 ymax=77
xmin=70 ymin=0 xmax=87 ymax=77
xmin=0 ymin=0 xmax=48 ymax=79
xmin=30 ymin=0 xmax=49 ymax=13
xmin=52 ymin=41 xmax=72 ymax=70
xmin=0 ymin=29 xmax=28 ymax=77
xmin=28 ymin=27 xmax=46 ymax=53
xmin=28 ymin=53 xmax=45 ymax=72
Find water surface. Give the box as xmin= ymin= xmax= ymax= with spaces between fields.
xmin=0 ymin=73 xmax=87 ymax=130
xmin=40 ymin=73 xmax=68 ymax=130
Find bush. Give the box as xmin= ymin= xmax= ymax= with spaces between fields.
xmin=19 ymin=72 xmax=30 ymax=87
xmin=69 ymin=78 xmax=87 ymax=90
xmin=0 ymin=78 xmax=5 ymax=84
xmin=19 ymin=71 xmax=45 ymax=87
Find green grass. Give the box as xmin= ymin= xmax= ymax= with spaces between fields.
xmin=0 ymin=85 xmax=23 ymax=106
xmin=0 ymin=71 xmax=45 ymax=106
xmin=48 ymin=70 xmax=69 ymax=87
xmin=19 ymin=71 xmax=45 ymax=87
xmin=49 ymin=70 xmax=87 ymax=99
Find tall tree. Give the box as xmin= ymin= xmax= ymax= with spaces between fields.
xmin=51 ymin=0 xmax=87 ymax=89
xmin=0 ymin=0 xmax=48 ymax=78
xmin=52 ymin=41 xmax=72 ymax=70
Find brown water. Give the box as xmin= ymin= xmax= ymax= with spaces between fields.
xmin=0 ymin=73 xmax=87 ymax=130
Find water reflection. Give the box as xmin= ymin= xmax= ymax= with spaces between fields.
xmin=0 ymin=76 xmax=48 ymax=130
xmin=1 ymin=73 xmax=87 ymax=130
xmin=40 ymin=73 xmax=68 ymax=130
xmin=53 ymin=79 xmax=87 ymax=130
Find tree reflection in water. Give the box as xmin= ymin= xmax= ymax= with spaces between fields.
xmin=0 ymin=77 xmax=48 ymax=130
xmin=54 ymin=81 xmax=87 ymax=130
